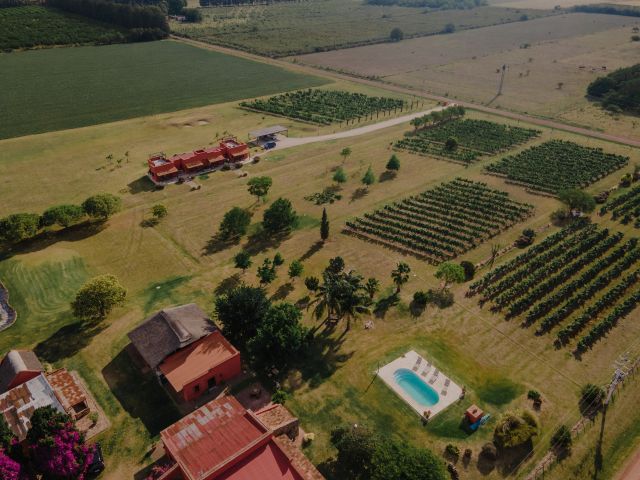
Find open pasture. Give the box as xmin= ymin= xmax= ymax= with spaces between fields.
xmin=173 ymin=0 xmax=554 ymax=57
xmin=1 ymin=92 xmax=640 ymax=480
xmin=0 ymin=39 xmax=325 ymax=140
xmin=296 ymin=13 xmax=640 ymax=135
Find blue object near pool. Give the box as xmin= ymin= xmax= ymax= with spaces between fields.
xmin=393 ymin=368 xmax=440 ymax=407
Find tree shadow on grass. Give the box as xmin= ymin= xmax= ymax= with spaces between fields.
xmin=350 ymin=187 xmax=369 ymax=203
xmin=34 ymin=319 xmax=107 ymax=363
xmin=214 ymin=274 xmax=242 ymax=297
xmin=142 ymin=275 xmax=193 ymax=315
xmin=374 ymin=293 xmax=399 ymax=319
xmin=103 ymin=348 xmax=180 ymax=437
xmin=379 ymin=170 xmax=396 ymax=183
xmin=299 ymin=240 xmax=324 ymax=262
xmin=289 ymin=323 xmax=354 ymax=390
xmin=202 ymin=234 xmax=239 ymax=256
xmin=495 ymin=441 xmax=534 ymax=476
xmin=127 ymin=176 xmax=157 ymax=195
xmin=271 ymin=282 xmax=294 ymax=301
xmin=242 ymin=229 xmax=288 ymax=256
xmin=0 ymin=221 xmax=106 ymax=261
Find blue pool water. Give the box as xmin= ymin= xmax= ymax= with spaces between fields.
xmin=393 ymin=368 xmax=440 ymax=406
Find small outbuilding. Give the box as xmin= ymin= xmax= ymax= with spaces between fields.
xmin=465 ymin=404 xmax=484 ymax=424
xmin=249 ymin=125 xmax=289 ymax=145
xmin=0 ymin=350 xmax=44 ymax=394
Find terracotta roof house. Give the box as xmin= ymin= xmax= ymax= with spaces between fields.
xmin=46 ymin=368 xmax=90 ymax=420
xmin=158 ymin=397 xmax=323 ymax=480
xmin=0 ymin=373 xmax=65 ymax=441
xmin=128 ymin=304 xmax=241 ymax=402
xmin=0 ymin=350 xmax=44 ymax=394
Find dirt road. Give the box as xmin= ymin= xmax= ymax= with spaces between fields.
xmin=271 ymin=105 xmax=447 ymax=150
xmin=173 ymin=36 xmax=640 ymax=148
xmin=617 ymin=446 xmax=640 ymax=480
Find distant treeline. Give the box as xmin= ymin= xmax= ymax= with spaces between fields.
xmin=199 ymin=0 xmax=303 ymax=5
xmin=0 ymin=0 xmax=39 ymax=7
xmin=573 ymin=3 xmax=640 ymax=17
xmin=47 ymin=0 xmax=169 ymax=39
xmin=587 ymin=64 xmax=640 ymax=114
xmin=366 ymin=0 xmax=486 ymax=9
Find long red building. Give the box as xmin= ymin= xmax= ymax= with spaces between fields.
xmin=148 ymin=138 xmax=250 ymax=184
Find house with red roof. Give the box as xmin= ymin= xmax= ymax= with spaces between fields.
xmin=157 ymin=396 xmax=323 ymax=480
xmin=0 ymin=350 xmax=44 ymax=394
xmin=127 ymin=304 xmax=242 ymax=402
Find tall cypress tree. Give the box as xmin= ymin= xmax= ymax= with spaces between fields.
xmin=320 ymin=208 xmax=329 ymax=242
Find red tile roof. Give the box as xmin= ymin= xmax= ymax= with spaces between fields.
xmin=158 ymin=332 xmax=239 ymax=393
xmin=161 ymin=397 xmax=270 ymax=480
xmin=217 ymin=440 xmax=303 ymax=480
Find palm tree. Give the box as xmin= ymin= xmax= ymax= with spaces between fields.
xmin=364 ymin=277 xmax=380 ymax=301
xmin=489 ymin=244 xmax=501 ymax=268
xmin=391 ymin=262 xmax=411 ymax=293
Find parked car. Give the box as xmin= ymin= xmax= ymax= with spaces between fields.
xmin=88 ymin=443 xmax=105 ymax=476
xmin=263 ymin=141 xmax=277 ymax=150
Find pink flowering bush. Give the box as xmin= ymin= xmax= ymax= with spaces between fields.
xmin=30 ymin=424 xmax=94 ymax=480
xmin=145 ymin=462 xmax=175 ymax=480
xmin=0 ymin=449 xmax=23 ymax=480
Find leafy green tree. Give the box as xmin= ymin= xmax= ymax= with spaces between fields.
xmin=273 ymin=252 xmax=284 ymax=267
xmin=0 ymin=213 xmax=40 ymax=243
xmin=26 ymin=406 xmax=72 ymax=444
xmin=365 ymin=277 xmax=380 ymax=300
xmin=247 ymin=302 xmax=308 ymax=368
xmin=320 ymin=207 xmax=330 ymax=242
xmin=257 ymin=258 xmax=277 ymax=285
xmin=272 ymin=390 xmax=289 ymax=404
xmin=551 ymin=425 xmax=572 ymax=453
xmin=288 ymin=260 xmax=304 ymax=281
xmin=234 ymin=251 xmax=252 ymax=273
xmin=580 ymin=383 xmax=604 ymax=411
xmin=445 ymin=137 xmax=458 ymax=151
xmin=558 ymin=189 xmax=596 ymax=213
xmin=460 ymin=261 xmax=475 ymax=281
xmin=304 ymin=276 xmax=320 ymax=292
xmin=361 ymin=165 xmax=375 ymax=188
xmin=71 ymin=274 xmax=126 ymax=322
xmin=152 ymin=204 xmax=168 ymax=219
xmin=391 ymin=262 xmax=411 ymax=293
xmin=386 ymin=154 xmax=400 ymax=171
xmin=247 ymin=176 xmax=273 ymax=203
xmin=331 ymin=424 xmax=447 ymax=480
xmin=219 ymin=207 xmax=251 ymax=241
xmin=183 ymin=7 xmax=202 ymax=22
xmin=333 ymin=167 xmax=347 ymax=184
xmin=340 ymin=147 xmax=352 ymax=163
xmin=40 ymin=204 xmax=85 ymax=228
xmin=493 ymin=411 xmax=538 ymax=449
xmin=167 ymin=0 xmax=186 ymax=14
xmin=390 ymin=27 xmax=404 ymax=41
xmin=262 ymin=198 xmax=297 ymax=234
xmin=215 ymin=285 xmax=271 ymax=348
xmin=435 ymin=262 xmax=465 ymax=290
xmin=410 ymin=116 xmax=424 ymax=133
xmin=0 ymin=416 xmax=15 ymax=450
xmin=82 ymin=193 xmax=121 ymax=220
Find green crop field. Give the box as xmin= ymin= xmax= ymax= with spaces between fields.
xmin=172 ymin=0 xmax=554 ymax=57
xmin=0 ymin=6 xmax=127 ymax=50
xmin=0 ymin=39 xmax=326 ymax=140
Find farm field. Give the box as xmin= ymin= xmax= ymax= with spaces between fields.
xmin=491 ymin=0 xmax=640 ymax=8
xmin=1 ymin=80 xmax=640 ymax=480
xmin=0 ymin=39 xmax=326 ymax=140
xmin=0 ymin=5 xmax=127 ymax=51
xmin=172 ymin=0 xmax=555 ymax=57
xmin=295 ymin=13 xmax=640 ymax=136
xmin=601 ymin=185 xmax=640 ymax=228
xmin=395 ymin=117 xmax=540 ymax=163
xmin=345 ymin=178 xmax=534 ymax=262
xmin=485 ymin=140 xmax=629 ymax=194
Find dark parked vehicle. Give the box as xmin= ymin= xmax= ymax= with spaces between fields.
xmin=88 ymin=443 xmax=105 ymax=476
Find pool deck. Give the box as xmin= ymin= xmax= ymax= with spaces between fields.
xmin=377 ymin=350 xmax=463 ymax=418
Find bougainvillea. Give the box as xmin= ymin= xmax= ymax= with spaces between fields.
xmin=0 ymin=449 xmax=23 ymax=480
xmin=30 ymin=424 xmax=94 ymax=480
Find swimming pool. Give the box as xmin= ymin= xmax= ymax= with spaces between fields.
xmin=393 ymin=368 xmax=439 ymax=407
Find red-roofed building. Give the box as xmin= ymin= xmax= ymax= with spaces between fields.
xmin=158 ymin=397 xmax=323 ymax=480
xmin=148 ymin=138 xmax=249 ymax=184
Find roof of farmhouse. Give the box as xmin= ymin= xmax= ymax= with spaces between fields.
xmin=0 ymin=350 xmax=43 ymax=393
xmin=127 ymin=304 xmax=217 ymax=369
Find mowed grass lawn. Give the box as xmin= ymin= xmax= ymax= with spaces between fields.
xmin=1 ymin=96 xmax=640 ymax=479
xmin=0 ymin=39 xmax=326 ymax=140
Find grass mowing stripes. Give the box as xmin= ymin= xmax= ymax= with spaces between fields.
xmin=0 ymin=40 xmax=327 ymax=140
